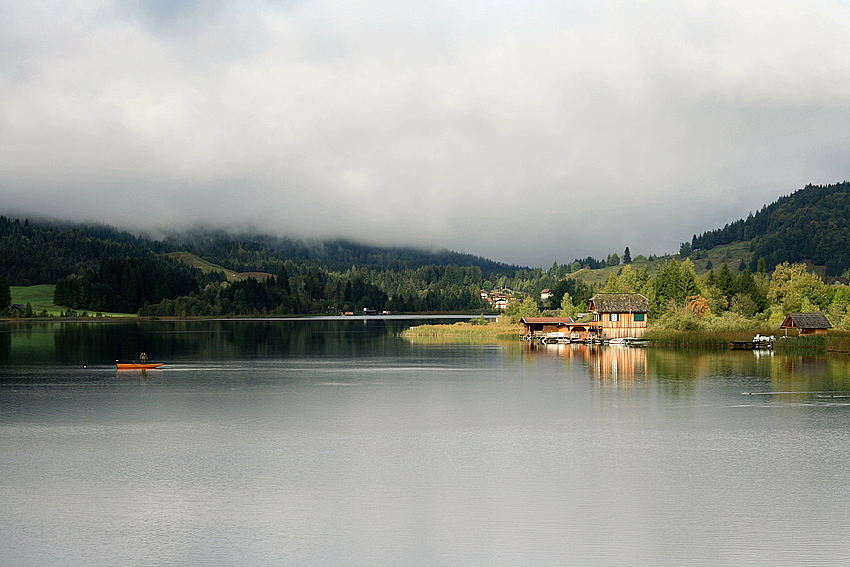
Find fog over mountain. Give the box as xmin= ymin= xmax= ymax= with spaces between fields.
xmin=3 ymin=1 xmax=850 ymax=266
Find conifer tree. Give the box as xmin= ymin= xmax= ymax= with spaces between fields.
xmin=0 ymin=275 xmax=10 ymax=312
xmin=559 ymin=292 xmax=579 ymax=319
xmin=650 ymin=258 xmax=701 ymax=318
xmin=277 ymin=265 xmax=291 ymax=295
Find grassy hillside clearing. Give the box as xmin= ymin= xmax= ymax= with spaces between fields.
xmin=165 ymin=252 xmax=274 ymax=282
xmin=569 ymin=241 xmax=757 ymax=287
xmin=11 ymin=285 xmax=138 ymax=317
xmin=10 ymin=285 xmax=62 ymax=315
xmin=9 ymin=285 xmax=136 ymax=317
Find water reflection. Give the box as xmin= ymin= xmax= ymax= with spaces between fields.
xmin=1 ymin=318 xmax=451 ymax=367
xmin=522 ymin=339 xmax=850 ymax=399
xmin=4 ymin=320 xmax=850 ymax=399
xmin=3 ymin=320 xmax=850 ymax=566
xmin=770 ymin=354 xmax=850 ymax=394
xmin=526 ymin=342 xmax=649 ymax=386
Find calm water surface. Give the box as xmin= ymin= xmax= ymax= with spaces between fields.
xmin=1 ymin=318 xmax=849 ymax=566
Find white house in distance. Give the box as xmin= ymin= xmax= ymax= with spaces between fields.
xmin=480 ymin=289 xmax=513 ymax=310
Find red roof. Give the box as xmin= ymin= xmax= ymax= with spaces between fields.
xmin=520 ymin=317 xmax=574 ymax=324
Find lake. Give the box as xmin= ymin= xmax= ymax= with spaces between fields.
xmin=1 ymin=318 xmax=849 ymax=566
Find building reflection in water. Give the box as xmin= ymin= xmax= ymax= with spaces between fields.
xmin=524 ymin=341 xmax=648 ymax=387
xmin=524 ymin=340 xmax=850 ymax=398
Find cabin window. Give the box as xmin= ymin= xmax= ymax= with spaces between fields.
xmin=609 ymin=313 xmax=619 ymax=322
xmin=634 ymin=313 xmax=645 ymax=321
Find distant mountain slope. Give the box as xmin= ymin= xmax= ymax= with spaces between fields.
xmin=164 ymin=252 xmax=249 ymax=282
xmin=0 ymin=216 xmax=150 ymax=285
xmin=691 ymin=182 xmax=850 ymax=276
xmin=0 ymin=215 xmax=523 ymax=286
xmin=162 ymin=230 xmax=523 ymax=274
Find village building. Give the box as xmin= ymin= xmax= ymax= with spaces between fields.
xmin=481 ymin=289 xmax=514 ymax=310
xmin=779 ymin=312 xmax=832 ymax=336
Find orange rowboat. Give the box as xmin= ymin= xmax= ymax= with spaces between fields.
xmin=116 ymin=363 xmax=164 ymax=370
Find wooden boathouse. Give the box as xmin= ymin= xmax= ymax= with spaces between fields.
xmin=586 ymin=293 xmax=649 ymax=340
xmin=780 ymin=312 xmax=832 ymax=336
xmin=520 ymin=316 xmax=600 ymax=342
xmin=521 ymin=293 xmax=649 ymax=343
xmin=520 ymin=317 xmax=574 ymax=337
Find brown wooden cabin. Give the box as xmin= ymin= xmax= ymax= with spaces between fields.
xmin=520 ymin=317 xmax=574 ymax=338
xmin=586 ymin=293 xmax=649 ymax=340
xmin=780 ymin=312 xmax=832 ymax=336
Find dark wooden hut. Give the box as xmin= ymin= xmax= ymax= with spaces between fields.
xmin=779 ymin=312 xmax=832 ymax=336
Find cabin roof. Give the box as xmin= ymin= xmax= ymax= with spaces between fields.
xmin=587 ymin=293 xmax=649 ymax=313
xmin=780 ymin=312 xmax=832 ymax=329
xmin=520 ymin=317 xmax=574 ymax=324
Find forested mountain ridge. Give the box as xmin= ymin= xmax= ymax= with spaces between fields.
xmin=0 ymin=216 xmax=523 ymax=287
xmin=0 ymin=215 xmax=543 ymax=315
xmin=160 ymin=230 xmax=523 ymax=274
xmin=691 ymin=181 xmax=850 ymax=276
xmin=5 ymin=180 xmax=850 ymax=318
xmin=0 ymin=216 xmax=152 ymax=286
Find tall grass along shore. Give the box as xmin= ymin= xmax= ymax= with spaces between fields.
xmin=403 ymin=321 xmax=850 ymax=354
xmin=645 ymin=329 xmax=850 ymax=353
xmin=400 ymin=321 xmax=522 ymax=341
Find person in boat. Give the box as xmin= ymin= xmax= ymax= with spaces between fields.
xmin=140 ymin=352 xmax=148 ymax=363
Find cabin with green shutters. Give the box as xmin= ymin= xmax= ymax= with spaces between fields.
xmin=587 ymin=293 xmax=649 ymax=340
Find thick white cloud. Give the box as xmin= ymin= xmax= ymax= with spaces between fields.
xmin=2 ymin=0 xmax=850 ymax=266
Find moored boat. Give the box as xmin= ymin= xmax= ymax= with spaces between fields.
xmin=608 ymin=337 xmax=649 ymax=346
xmin=116 ymin=362 xmax=164 ymax=369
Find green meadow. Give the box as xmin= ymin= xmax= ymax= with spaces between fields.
xmin=9 ymin=285 xmax=136 ymax=317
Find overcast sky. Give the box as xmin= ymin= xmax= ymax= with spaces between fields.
xmin=2 ymin=0 xmax=850 ymax=267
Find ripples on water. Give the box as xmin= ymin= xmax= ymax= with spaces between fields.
xmin=1 ymin=320 xmax=850 ymax=566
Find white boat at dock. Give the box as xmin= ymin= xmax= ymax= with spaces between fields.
xmin=607 ymin=337 xmax=648 ymax=347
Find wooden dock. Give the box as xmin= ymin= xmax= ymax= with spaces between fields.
xmin=731 ymin=335 xmax=775 ymax=350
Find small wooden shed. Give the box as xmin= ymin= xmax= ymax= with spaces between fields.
xmin=520 ymin=317 xmax=574 ymax=338
xmin=779 ymin=312 xmax=832 ymax=336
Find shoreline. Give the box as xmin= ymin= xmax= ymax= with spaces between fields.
xmin=0 ymin=313 xmax=494 ymax=324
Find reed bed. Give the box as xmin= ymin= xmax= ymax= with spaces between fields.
xmin=825 ymin=331 xmax=850 ymax=353
xmin=643 ymin=329 xmax=773 ymax=349
xmin=775 ymin=331 xmax=850 ymax=354
xmin=400 ymin=321 xmax=522 ymax=341
xmin=645 ymin=329 xmax=850 ymax=353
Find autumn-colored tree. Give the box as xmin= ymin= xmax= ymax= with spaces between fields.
xmin=686 ymin=295 xmax=712 ymax=317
